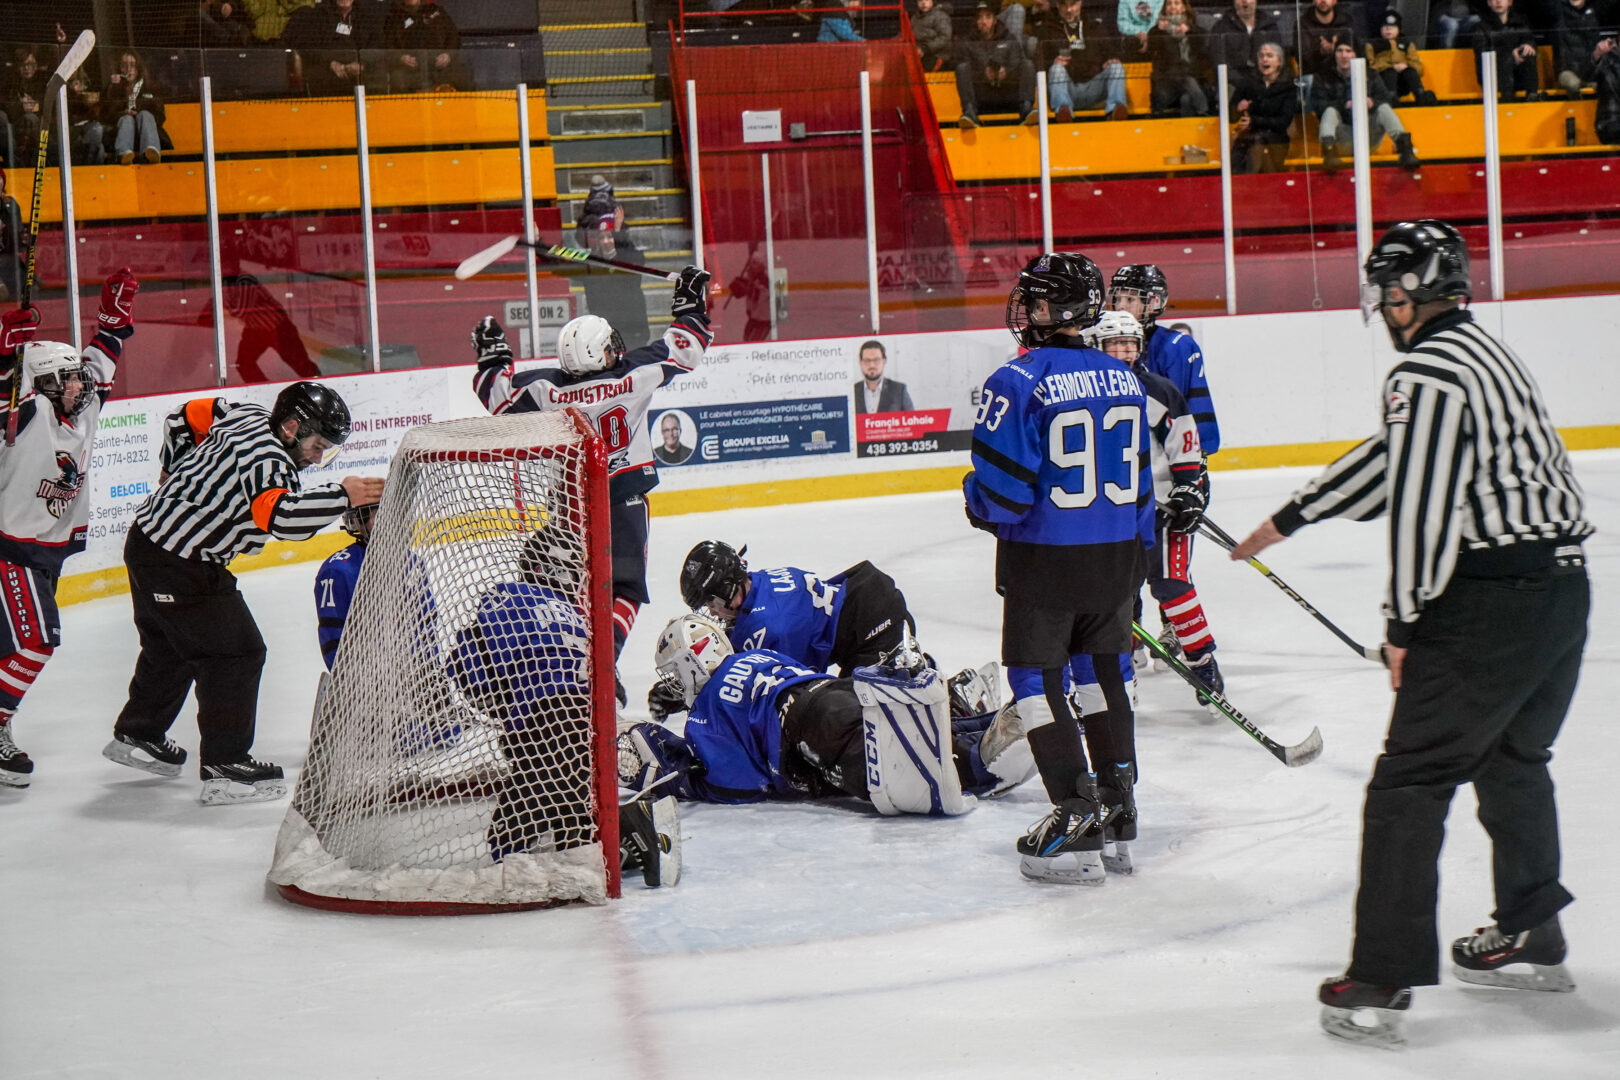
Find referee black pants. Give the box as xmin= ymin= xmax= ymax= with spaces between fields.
xmin=114 ymin=526 xmax=267 ymax=768
xmin=1347 ymin=564 xmax=1588 ymax=988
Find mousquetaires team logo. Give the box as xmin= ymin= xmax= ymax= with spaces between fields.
xmin=36 ymin=452 xmax=85 ymax=519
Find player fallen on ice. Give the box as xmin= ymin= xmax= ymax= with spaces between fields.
xmin=472 ymin=265 xmax=713 ymax=715
xmin=617 ymin=613 xmax=1035 ymax=815
xmin=0 ymin=270 xmax=138 ymax=787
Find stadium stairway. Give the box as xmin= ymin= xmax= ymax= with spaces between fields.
xmin=542 ymin=0 xmax=694 ymax=333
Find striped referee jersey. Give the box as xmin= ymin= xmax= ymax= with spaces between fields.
xmin=134 ymin=398 xmax=350 ymax=563
xmin=1271 ymin=308 xmax=1591 ymax=642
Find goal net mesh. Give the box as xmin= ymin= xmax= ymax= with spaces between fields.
xmin=268 ymin=411 xmax=618 ymax=912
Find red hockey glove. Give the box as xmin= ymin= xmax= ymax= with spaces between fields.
xmin=1 ymin=306 xmax=41 ymax=353
xmin=98 ymin=268 xmax=140 ymax=334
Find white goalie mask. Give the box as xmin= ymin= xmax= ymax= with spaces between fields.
xmin=653 ymin=612 xmax=733 ymax=706
xmin=556 ymin=314 xmax=626 ymax=376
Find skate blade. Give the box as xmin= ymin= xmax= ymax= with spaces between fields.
xmin=1102 ymin=840 xmax=1134 ymax=875
xmin=647 ymin=794 xmax=682 ymax=888
xmin=1319 ymin=1004 xmax=1405 ymax=1048
xmin=199 ymin=777 xmax=288 ymax=806
xmin=1454 ymin=963 xmax=1575 ymax=993
xmin=1020 ymin=850 xmax=1106 ymax=885
xmin=0 ymin=769 xmax=31 ymax=788
xmin=1199 ymin=700 xmax=1222 ymax=724
xmin=101 ymin=739 xmax=182 ymax=778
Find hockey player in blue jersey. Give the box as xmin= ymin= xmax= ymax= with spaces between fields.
xmin=313 ymin=500 xmax=377 ymax=670
xmin=617 ymin=613 xmax=1035 ymax=812
xmin=1109 ymin=264 xmax=1219 ymax=456
xmin=963 ymin=251 xmax=1155 ymax=886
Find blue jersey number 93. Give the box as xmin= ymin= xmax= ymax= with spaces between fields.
xmin=1049 ymin=405 xmax=1140 ymax=509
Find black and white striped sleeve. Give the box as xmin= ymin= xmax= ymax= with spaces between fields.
xmin=1271 ymin=433 xmax=1390 ymax=532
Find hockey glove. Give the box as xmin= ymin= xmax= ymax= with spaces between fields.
xmin=965 ymin=504 xmax=997 ymax=535
xmin=647 ymin=680 xmax=687 ymax=723
xmin=670 ymin=266 xmax=712 ymax=319
xmin=0 ymin=305 xmax=40 ymax=354
xmin=471 ymin=315 xmax=512 ymax=366
xmin=98 ymin=268 xmax=139 ymax=337
xmin=1163 ymin=481 xmax=1207 ymax=535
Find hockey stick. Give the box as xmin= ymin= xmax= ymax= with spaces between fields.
xmin=454 ymin=236 xmax=680 ymax=283
xmin=7 ymin=29 xmax=95 ymax=447
xmin=1197 ymin=517 xmax=1384 ymax=664
xmin=1133 ymin=620 xmax=1324 ymax=767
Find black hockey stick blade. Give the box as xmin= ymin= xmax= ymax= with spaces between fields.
xmin=1133 ymin=621 xmax=1323 ymax=767
xmin=455 ymin=236 xmax=680 ymax=283
xmin=1198 ymin=518 xmax=1384 ymax=664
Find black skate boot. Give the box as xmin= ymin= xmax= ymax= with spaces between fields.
xmin=1017 ymin=778 xmax=1106 ymax=885
xmin=0 ymin=722 xmax=34 ymax=788
xmin=1151 ymin=620 xmax=1181 ymax=671
xmin=1452 ymin=915 xmax=1575 ymax=992
xmin=1318 ymin=975 xmax=1411 ymax=1048
xmin=102 ymin=731 xmax=187 ymax=778
xmin=199 ymin=757 xmax=287 ymax=805
xmin=1098 ymin=762 xmax=1137 ymax=874
xmin=618 ymin=794 xmax=681 ymax=888
xmin=1187 ymin=652 xmax=1224 ymax=719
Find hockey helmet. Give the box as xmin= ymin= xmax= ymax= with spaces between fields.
xmin=342 ymin=500 xmax=379 ymax=543
xmin=556 ymin=315 xmax=625 ymax=376
xmin=270 ymin=381 xmax=351 ymax=466
xmin=653 ymin=612 xmax=734 ymax=707
xmin=1363 ymin=220 xmax=1472 ymax=309
xmin=1006 ymin=252 xmax=1105 ymax=348
xmin=678 ymin=540 xmax=750 ymax=615
xmin=516 ymin=524 xmax=585 ymax=596
xmin=1083 ymin=309 xmax=1145 ymax=364
xmin=23 ymin=340 xmax=92 ymax=419
xmin=1109 ymin=264 xmax=1169 ymax=326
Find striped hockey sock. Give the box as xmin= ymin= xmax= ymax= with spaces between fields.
xmin=1161 ymin=588 xmax=1214 ymax=658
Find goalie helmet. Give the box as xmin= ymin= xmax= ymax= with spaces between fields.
xmin=678 ymin=540 xmax=750 ymax=614
xmin=556 ymin=315 xmax=626 ymax=376
xmin=23 ymin=340 xmax=93 ymax=419
xmin=653 ymin=612 xmax=733 ymax=706
xmin=1083 ymin=309 xmax=1144 ymax=364
xmin=516 ymin=526 xmax=584 ymax=596
xmin=342 ymin=501 xmax=379 ymax=543
xmin=1006 ymin=252 xmax=1105 ymax=348
xmin=1108 ymin=264 xmax=1169 ymax=326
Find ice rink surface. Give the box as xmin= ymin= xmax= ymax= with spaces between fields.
xmin=6 ymin=454 xmax=1620 ymax=1078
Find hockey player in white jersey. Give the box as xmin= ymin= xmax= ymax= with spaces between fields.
xmin=471 ymin=266 xmax=712 ymax=706
xmin=0 ymin=270 xmax=139 ymax=786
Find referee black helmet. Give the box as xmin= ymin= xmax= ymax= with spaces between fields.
xmin=271 ymin=382 xmax=352 ymax=448
xmin=1364 ymin=220 xmax=1472 ymax=306
xmin=1007 ymin=252 xmax=1105 ymax=348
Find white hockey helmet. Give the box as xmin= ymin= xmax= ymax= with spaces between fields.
xmin=23 ymin=340 xmax=92 ymax=418
xmin=1083 ymin=309 xmax=1144 ymax=362
xmin=556 ymin=314 xmax=625 ymax=376
xmin=653 ymin=612 xmax=733 ymax=707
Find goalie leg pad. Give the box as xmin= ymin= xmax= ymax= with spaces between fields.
xmin=954 ymin=703 xmax=1036 ymax=797
xmin=853 ymin=665 xmax=974 ymax=816
xmin=619 ymin=794 xmax=681 ymax=887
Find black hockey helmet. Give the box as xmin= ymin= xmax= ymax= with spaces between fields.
xmin=517 ymin=525 xmax=584 ymax=595
xmin=1109 ymin=263 xmax=1169 ymax=326
xmin=1363 ymin=220 xmax=1472 ymax=307
xmin=679 ymin=540 xmax=750 ymax=612
xmin=342 ymin=500 xmax=379 ymax=543
xmin=1006 ymin=252 xmax=1105 ymax=348
xmin=271 ymin=381 xmax=352 ymax=448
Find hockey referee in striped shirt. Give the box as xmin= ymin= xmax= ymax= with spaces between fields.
xmin=1231 ymin=221 xmax=1590 ymax=1045
xmin=102 ymin=383 xmax=383 ymax=805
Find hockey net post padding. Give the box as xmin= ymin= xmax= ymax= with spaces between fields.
xmin=269 ymin=408 xmax=619 ymax=913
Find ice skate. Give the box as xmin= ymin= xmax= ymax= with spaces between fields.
xmin=199 ymin=757 xmax=287 ymax=805
xmin=947 ymin=662 xmax=1001 ymax=718
xmin=1017 ymin=789 xmax=1106 ymax=885
xmin=1187 ymin=653 xmax=1223 ymax=720
xmin=0 ymin=723 xmax=34 ymax=788
xmin=1098 ymin=762 xmax=1137 ymax=874
xmin=619 ymin=793 xmax=681 ymax=887
xmin=977 ymin=702 xmax=1036 ymax=796
xmin=1452 ymin=915 xmax=1575 ymax=992
xmin=102 ymin=732 xmax=187 ymax=778
xmin=1317 ymin=976 xmax=1410 ymax=1048
xmin=1151 ymin=622 xmax=1181 ymax=672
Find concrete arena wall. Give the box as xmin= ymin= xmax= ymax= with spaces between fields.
xmin=58 ymin=295 xmax=1620 ymax=607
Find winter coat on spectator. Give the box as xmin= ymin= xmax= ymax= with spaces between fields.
xmin=1034 ymin=12 xmax=1123 ymax=82
xmin=245 ymin=0 xmax=317 ymax=42
xmin=1310 ymin=51 xmax=1398 ymax=118
xmin=1596 ymin=42 xmax=1620 ymax=141
xmin=911 ymin=5 xmax=955 ymax=67
xmin=1204 ymin=10 xmax=1285 ymax=78
xmin=99 ymin=69 xmax=168 ymax=134
xmin=1366 ymin=34 xmax=1424 ymax=76
xmin=1148 ymin=18 xmax=1210 ymax=82
xmin=1298 ymin=7 xmax=1357 ymax=79
xmin=1231 ymin=66 xmax=1298 ymax=141
xmin=1471 ymin=7 xmax=1537 ymax=60
xmin=286 ymin=0 xmax=386 ymax=95
xmin=1553 ymin=0 xmax=1614 ymax=83
xmin=962 ymin=18 xmax=1028 ymax=77
xmin=3 ymin=54 xmax=49 ymax=149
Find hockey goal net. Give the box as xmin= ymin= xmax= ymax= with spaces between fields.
xmin=268 ymin=409 xmax=619 ymax=913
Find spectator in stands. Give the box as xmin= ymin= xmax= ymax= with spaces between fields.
xmin=245 ymin=0 xmax=317 ymax=42
xmin=1018 ymin=0 xmax=1056 ymax=58
xmin=1205 ymin=0 xmax=1285 ymax=82
xmin=1473 ymin=0 xmax=1541 ymax=100
xmin=1367 ymin=11 xmax=1436 ymax=105
xmin=0 ymin=168 xmax=23 ymax=302
xmin=912 ymin=0 xmax=955 ymax=71
xmin=1553 ymin=0 xmax=1617 ymax=96
xmin=576 ymin=175 xmax=626 ymax=242
xmin=1430 ymin=0 xmax=1483 ymax=49
xmin=1230 ymin=39 xmax=1296 ymax=172
xmin=1119 ymin=0 xmax=1166 ymax=39
xmin=1148 ymin=0 xmax=1212 ymax=116
xmin=728 ymin=244 xmax=774 ymax=343
xmin=4 ymin=49 xmax=48 ymax=166
xmin=1597 ymin=37 xmax=1620 ymax=143
xmin=200 ymin=2 xmax=257 ymax=47
xmin=1035 ymin=0 xmax=1129 ymax=122
xmin=575 ymin=181 xmax=652 ymax=351
xmin=957 ymin=3 xmax=1037 ymax=126
xmin=102 ymin=51 xmax=170 ymax=166
xmin=1299 ymin=0 xmax=1356 ymax=86
xmin=286 ymin=0 xmax=385 ymax=96
xmin=66 ymin=70 xmax=105 ymax=166
xmin=819 ymin=0 xmax=867 ymax=41
xmin=1312 ymin=38 xmax=1421 ymax=170
xmin=384 ymin=0 xmax=470 ymax=92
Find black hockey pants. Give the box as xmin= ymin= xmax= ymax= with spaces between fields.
xmin=1347 ymin=558 xmax=1587 ymax=987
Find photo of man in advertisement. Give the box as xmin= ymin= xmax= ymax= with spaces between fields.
xmin=653 ymin=410 xmax=695 ymax=466
xmin=852 ymin=340 xmax=914 ymax=415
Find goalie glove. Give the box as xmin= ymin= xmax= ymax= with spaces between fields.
xmin=647 ymin=680 xmax=687 ymax=723
xmin=470 ymin=315 xmax=512 ymax=366
xmin=670 ymin=266 xmax=712 ymax=319
xmin=616 ymin=722 xmax=705 ymax=800
xmin=1163 ymin=481 xmax=1207 ymax=535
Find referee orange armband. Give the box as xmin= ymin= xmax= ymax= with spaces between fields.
xmin=251 ymin=488 xmax=288 ymax=531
